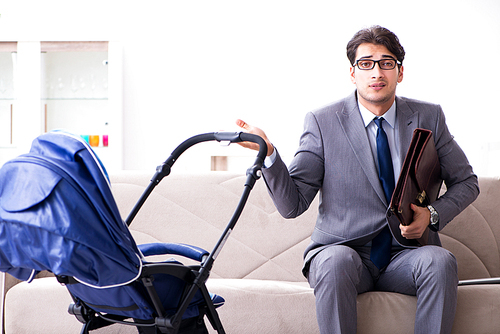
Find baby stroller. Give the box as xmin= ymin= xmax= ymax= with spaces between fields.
xmin=0 ymin=130 xmax=267 ymax=334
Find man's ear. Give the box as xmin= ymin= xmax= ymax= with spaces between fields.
xmin=350 ymin=66 xmax=356 ymax=84
xmin=397 ymin=65 xmax=404 ymax=83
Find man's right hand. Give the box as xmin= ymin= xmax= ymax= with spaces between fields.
xmin=235 ymin=119 xmax=275 ymax=157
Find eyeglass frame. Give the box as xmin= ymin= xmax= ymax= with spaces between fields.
xmin=352 ymin=57 xmax=402 ymax=71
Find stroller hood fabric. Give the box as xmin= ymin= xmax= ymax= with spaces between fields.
xmin=0 ymin=131 xmax=142 ymax=287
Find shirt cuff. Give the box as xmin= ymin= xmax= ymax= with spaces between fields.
xmin=264 ymin=146 xmax=277 ymax=168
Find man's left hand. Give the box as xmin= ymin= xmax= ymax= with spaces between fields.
xmin=400 ymin=204 xmax=430 ymax=239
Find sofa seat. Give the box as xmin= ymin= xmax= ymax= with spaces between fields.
xmin=6 ymin=276 xmax=500 ymax=333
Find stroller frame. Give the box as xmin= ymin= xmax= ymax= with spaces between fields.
xmin=65 ymin=132 xmax=267 ymax=334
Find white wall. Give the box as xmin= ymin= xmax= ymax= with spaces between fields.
xmin=0 ymin=0 xmax=499 ymax=175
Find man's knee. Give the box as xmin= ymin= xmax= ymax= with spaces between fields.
xmin=415 ymin=246 xmax=458 ymax=284
xmin=308 ymin=245 xmax=363 ymax=288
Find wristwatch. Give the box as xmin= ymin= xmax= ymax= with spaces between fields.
xmin=427 ymin=205 xmax=439 ymax=231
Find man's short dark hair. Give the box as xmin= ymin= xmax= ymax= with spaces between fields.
xmin=346 ymin=25 xmax=405 ymax=66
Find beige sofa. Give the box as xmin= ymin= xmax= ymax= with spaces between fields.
xmin=2 ymin=171 xmax=500 ymax=333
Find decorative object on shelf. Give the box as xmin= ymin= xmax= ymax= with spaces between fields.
xmin=89 ymin=135 xmax=99 ymax=147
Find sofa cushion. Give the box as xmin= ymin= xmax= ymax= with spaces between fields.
xmin=206 ymin=279 xmax=317 ymax=333
xmin=111 ymin=171 xmax=316 ymax=282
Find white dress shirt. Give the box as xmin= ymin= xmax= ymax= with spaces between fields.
xmin=358 ymin=101 xmax=401 ymax=184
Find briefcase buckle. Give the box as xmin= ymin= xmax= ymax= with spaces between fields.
xmin=416 ymin=190 xmax=426 ymax=205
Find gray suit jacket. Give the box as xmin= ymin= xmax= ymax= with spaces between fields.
xmin=262 ymin=91 xmax=479 ymax=274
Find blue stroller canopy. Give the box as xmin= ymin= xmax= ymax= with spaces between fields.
xmin=0 ymin=131 xmax=142 ymax=287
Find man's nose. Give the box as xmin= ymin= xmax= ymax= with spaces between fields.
xmin=371 ymin=64 xmax=385 ymax=78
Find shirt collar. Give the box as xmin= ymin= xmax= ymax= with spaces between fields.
xmin=358 ymin=99 xmax=397 ymax=129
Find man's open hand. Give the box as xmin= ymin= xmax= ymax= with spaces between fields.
xmin=236 ymin=119 xmax=274 ymax=156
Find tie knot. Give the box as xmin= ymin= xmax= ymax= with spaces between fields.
xmin=374 ymin=117 xmax=385 ymax=128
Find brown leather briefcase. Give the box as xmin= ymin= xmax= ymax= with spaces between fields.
xmin=389 ymin=128 xmax=442 ymax=246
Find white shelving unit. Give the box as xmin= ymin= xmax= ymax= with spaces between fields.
xmin=0 ymin=41 xmax=123 ymax=171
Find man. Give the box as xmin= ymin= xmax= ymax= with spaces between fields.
xmin=237 ymin=25 xmax=479 ymax=334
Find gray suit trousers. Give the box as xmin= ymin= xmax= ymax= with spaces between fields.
xmin=307 ymin=245 xmax=458 ymax=334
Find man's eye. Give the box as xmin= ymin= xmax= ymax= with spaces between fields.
xmin=359 ymin=61 xmax=373 ymax=68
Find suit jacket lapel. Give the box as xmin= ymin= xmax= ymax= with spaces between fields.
xmin=395 ymin=96 xmax=418 ymax=160
xmin=337 ymin=93 xmax=388 ymax=205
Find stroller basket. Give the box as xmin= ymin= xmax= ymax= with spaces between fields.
xmin=0 ymin=131 xmax=267 ymax=334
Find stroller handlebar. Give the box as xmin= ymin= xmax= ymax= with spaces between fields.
xmin=215 ymin=131 xmax=268 ymax=162
xmin=156 ymin=132 xmax=267 ymax=181
xmin=152 ymin=132 xmax=267 ymax=184
xmin=125 ymin=132 xmax=267 ymax=226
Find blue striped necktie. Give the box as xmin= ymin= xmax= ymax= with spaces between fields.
xmin=370 ymin=117 xmax=394 ymax=269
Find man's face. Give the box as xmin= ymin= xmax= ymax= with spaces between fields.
xmin=350 ymin=43 xmax=404 ymax=115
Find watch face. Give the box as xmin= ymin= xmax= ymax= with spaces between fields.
xmin=427 ymin=206 xmax=438 ymax=224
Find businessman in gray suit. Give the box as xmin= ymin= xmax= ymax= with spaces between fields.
xmin=237 ymin=26 xmax=479 ymax=334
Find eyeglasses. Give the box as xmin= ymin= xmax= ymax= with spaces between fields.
xmin=353 ymin=58 xmax=401 ymax=70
